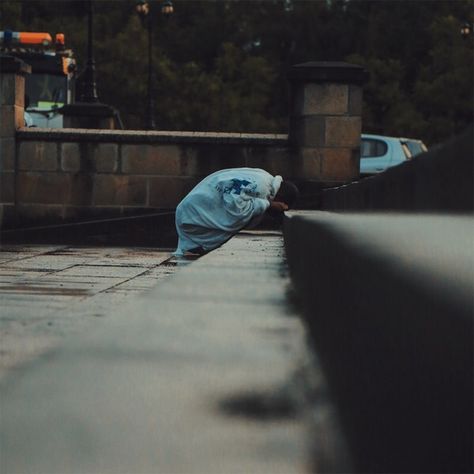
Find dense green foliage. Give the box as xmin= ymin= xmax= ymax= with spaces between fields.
xmin=1 ymin=0 xmax=473 ymax=144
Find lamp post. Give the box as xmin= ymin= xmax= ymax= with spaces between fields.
xmin=136 ymin=0 xmax=174 ymax=130
xmin=63 ymin=0 xmax=119 ymax=129
xmin=81 ymin=0 xmax=99 ymax=102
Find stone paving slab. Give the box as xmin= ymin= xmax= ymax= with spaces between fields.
xmin=0 ymin=245 xmax=174 ymax=379
xmin=0 ymin=233 xmax=313 ymax=474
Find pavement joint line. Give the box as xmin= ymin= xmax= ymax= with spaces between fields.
xmin=91 ymin=256 xmax=175 ymax=296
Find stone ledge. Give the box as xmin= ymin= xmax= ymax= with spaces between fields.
xmin=322 ymin=125 xmax=474 ymax=212
xmin=284 ymin=211 xmax=473 ymax=474
xmin=17 ymin=128 xmax=289 ymax=146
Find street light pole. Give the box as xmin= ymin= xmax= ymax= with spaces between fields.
xmin=63 ymin=0 xmax=120 ymax=128
xmin=136 ymin=1 xmax=174 ymax=130
xmin=81 ymin=0 xmax=99 ymax=103
xmin=146 ymin=10 xmax=155 ymax=129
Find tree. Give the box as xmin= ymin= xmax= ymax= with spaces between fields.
xmin=2 ymin=0 xmax=472 ymax=143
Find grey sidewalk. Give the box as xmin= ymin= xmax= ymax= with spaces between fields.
xmin=0 ymin=245 xmax=174 ymax=379
xmin=0 ymin=233 xmax=314 ymax=474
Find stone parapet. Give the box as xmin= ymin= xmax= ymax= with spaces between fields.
xmin=322 ymin=125 xmax=474 ymax=212
xmin=3 ymin=129 xmax=293 ymax=228
xmin=16 ymin=128 xmax=288 ymax=145
xmin=284 ymin=211 xmax=473 ymax=473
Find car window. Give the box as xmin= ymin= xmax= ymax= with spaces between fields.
xmin=401 ymin=143 xmax=412 ymax=159
xmin=361 ymin=139 xmax=388 ymax=158
xmin=404 ymin=140 xmax=426 ymax=157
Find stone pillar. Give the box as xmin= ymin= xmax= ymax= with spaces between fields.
xmin=288 ymin=61 xmax=366 ymax=184
xmin=0 ymin=56 xmax=31 ymax=227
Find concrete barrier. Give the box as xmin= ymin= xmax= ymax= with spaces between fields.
xmin=284 ymin=211 xmax=473 ymax=473
xmin=322 ymin=125 xmax=474 ymax=212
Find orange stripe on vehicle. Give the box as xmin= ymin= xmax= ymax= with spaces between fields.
xmin=18 ymin=32 xmax=52 ymax=45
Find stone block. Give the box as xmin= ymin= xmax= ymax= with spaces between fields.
xmin=18 ymin=141 xmax=58 ymax=171
xmin=320 ymin=148 xmax=359 ymax=181
xmin=289 ymin=116 xmax=326 ymax=148
xmin=68 ymin=174 xmax=94 ymax=206
xmin=148 ymin=177 xmax=197 ymax=208
xmin=194 ymin=145 xmax=247 ymax=176
xmin=122 ymin=144 xmax=182 ymax=175
xmin=15 ymin=204 xmax=66 ymax=225
xmin=0 ymin=171 xmax=15 ymax=203
xmin=348 ymin=85 xmax=363 ymax=115
xmin=0 ymin=137 xmax=16 ymax=171
xmin=94 ymin=143 xmax=119 ymax=173
xmin=0 ymin=105 xmax=24 ymax=137
xmin=246 ymin=147 xmax=292 ymax=177
xmin=176 ymin=147 xmax=199 ymax=176
xmin=325 ymin=116 xmax=361 ymax=147
xmin=60 ymin=143 xmax=81 ymax=172
xmin=0 ymin=203 xmax=15 ymax=228
xmin=17 ymin=172 xmax=72 ymax=204
xmin=93 ymin=175 xmax=147 ymax=206
xmin=293 ymin=148 xmax=323 ymax=180
xmin=299 ymin=83 xmax=349 ymax=116
xmin=0 ymin=74 xmax=25 ymax=107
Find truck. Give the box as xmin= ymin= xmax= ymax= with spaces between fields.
xmin=0 ymin=30 xmax=76 ymax=128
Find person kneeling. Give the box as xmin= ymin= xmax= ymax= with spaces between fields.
xmin=174 ymin=167 xmax=299 ymax=256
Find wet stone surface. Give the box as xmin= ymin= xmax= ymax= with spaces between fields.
xmin=0 ymin=244 xmax=175 ymax=378
xmin=0 ymin=231 xmax=334 ymax=474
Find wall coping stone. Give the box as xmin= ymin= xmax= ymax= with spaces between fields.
xmin=16 ymin=128 xmax=289 ymax=146
xmin=288 ymin=61 xmax=367 ymax=85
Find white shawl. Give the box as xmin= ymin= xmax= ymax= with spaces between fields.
xmin=175 ymin=168 xmax=282 ymax=255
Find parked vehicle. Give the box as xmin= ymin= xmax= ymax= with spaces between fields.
xmin=0 ymin=30 xmax=76 ymax=128
xmin=360 ymin=133 xmax=428 ymax=175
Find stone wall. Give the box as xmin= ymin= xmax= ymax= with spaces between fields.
xmin=1 ymin=57 xmax=367 ymax=229
xmin=2 ymin=129 xmax=289 ymax=228
xmin=322 ymin=125 xmax=474 ymax=212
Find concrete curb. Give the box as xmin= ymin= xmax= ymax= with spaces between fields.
xmin=283 ymin=211 xmax=473 ymax=473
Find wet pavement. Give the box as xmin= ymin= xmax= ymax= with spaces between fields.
xmin=0 ymin=245 xmax=175 ymax=379
xmin=0 ymin=232 xmax=322 ymax=474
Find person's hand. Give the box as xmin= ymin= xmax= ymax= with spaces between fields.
xmin=269 ymin=200 xmax=289 ymax=212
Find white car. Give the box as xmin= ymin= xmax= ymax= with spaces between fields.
xmin=360 ymin=134 xmax=428 ymax=175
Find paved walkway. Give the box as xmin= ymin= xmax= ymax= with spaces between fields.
xmin=0 ymin=232 xmax=318 ymax=474
xmin=0 ymin=245 xmax=176 ymax=379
